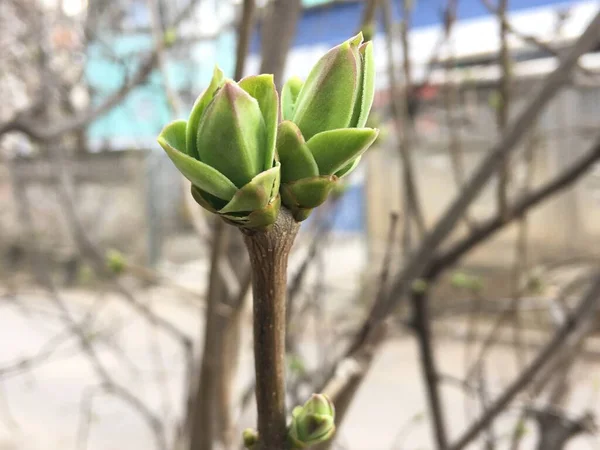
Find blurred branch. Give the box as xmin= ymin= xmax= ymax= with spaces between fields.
xmin=315 ymin=213 xmax=399 ymax=450
xmin=189 ymin=223 xmax=230 ymax=450
xmin=481 ymin=0 xmax=599 ymax=79
xmin=259 ymin=0 xmax=303 ymax=86
xmin=411 ymin=287 xmax=448 ymax=450
xmin=496 ymin=0 xmax=511 ymax=218
xmin=0 ymin=0 xmax=203 ymax=142
xmin=428 ymin=132 xmax=600 ymax=276
xmin=448 ymin=273 xmax=600 ymax=450
xmin=354 ymin=10 xmax=600 ymax=343
xmin=7 ymin=158 xmax=169 ymax=450
xmin=317 ymin=13 xmax=600 ymax=428
xmin=382 ymin=0 xmax=426 ymax=247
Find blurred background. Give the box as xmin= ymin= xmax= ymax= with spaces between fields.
xmin=1 ymin=0 xmax=600 ymax=449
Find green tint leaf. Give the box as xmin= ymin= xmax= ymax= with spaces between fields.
xmin=354 ymin=41 xmax=375 ymax=128
xmin=239 ymin=74 xmax=278 ymax=171
xmin=281 ymin=76 xmax=304 ymax=121
xmin=334 ymin=155 xmax=361 ymax=178
xmin=186 ymin=66 xmax=225 ymax=159
xmin=158 ymin=122 xmax=237 ymax=201
xmin=276 ymin=121 xmax=319 ymax=183
xmin=281 ymin=176 xmax=337 ymax=209
xmin=292 ymin=38 xmax=361 ymax=140
xmin=220 ymin=164 xmax=280 ymax=214
xmin=197 ymin=82 xmax=266 ymax=188
xmin=307 ymin=128 xmax=378 ymax=175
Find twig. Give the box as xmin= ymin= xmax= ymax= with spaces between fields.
xmin=259 ymin=0 xmax=303 ymax=86
xmin=428 ymin=133 xmax=600 ymax=276
xmin=382 ymin=0 xmax=426 ymax=248
xmin=481 ymin=0 xmax=599 ymax=78
xmin=349 ymin=9 xmax=600 ymax=361
xmin=411 ymin=287 xmax=449 ymax=450
xmin=0 ymin=0 xmax=203 ymax=141
xmin=496 ymin=0 xmax=511 ymax=218
xmin=448 ymin=273 xmax=600 ymax=450
xmin=189 ymin=222 xmax=229 ymax=450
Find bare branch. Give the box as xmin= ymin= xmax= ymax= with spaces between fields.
xmin=448 ymin=273 xmax=600 ymax=450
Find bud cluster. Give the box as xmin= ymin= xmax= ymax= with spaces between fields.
xmin=158 ymin=33 xmax=378 ymax=229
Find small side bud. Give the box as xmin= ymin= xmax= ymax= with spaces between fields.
xmin=411 ymin=278 xmax=429 ymax=294
xmin=106 ymin=249 xmax=126 ymax=274
xmin=288 ymin=394 xmax=335 ymax=448
xmin=242 ymin=428 xmax=258 ymax=449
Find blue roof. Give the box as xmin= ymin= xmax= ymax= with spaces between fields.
xmin=251 ymin=0 xmax=577 ymax=53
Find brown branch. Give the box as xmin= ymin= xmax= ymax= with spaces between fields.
xmin=382 ymin=0 xmax=426 ymax=246
xmin=0 ymin=0 xmax=202 ymax=142
xmin=189 ymin=222 xmax=230 ymax=450
xmin=428 ymin=133 xmax=600 ymax=276
xmin=313 ymin=213 xmax=399 ymax=450
xmin=259 ymin=0 xmax=303 ymax=87
xmin=448 ymin=274 xmax=600 ymax=450
xmin=354 ymin=10 xmax=600 ymax=341
xmin=496 ymin=0 xmax=511 ymax=218
xmin=7 ymin=162 xmax=169 ymax=449
xmin=410 ymin=288 xmax=449 ymax=450
xmin=481 ymin=0 xmax=599 ymax=78
xmin=242 ymin=209 xmax=300 ymax=450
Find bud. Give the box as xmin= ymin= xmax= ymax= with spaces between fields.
xmin=288 ymin=394 xmax=335 ymax=448
xmin=242 ymin=428 xmax=258 ymax=449
xmin=277 ymin=33 xmax=378 ymax=221
xmin=106 ymin=249 xmax=126 ymax=274
xmin=158 ymin=67 xmax=280 ymax=230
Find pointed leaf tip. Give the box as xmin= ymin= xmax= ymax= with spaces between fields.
xmin=349 ymin=32 xmax=364 ymax=47
xmin=196 ymin=80 xmax=266 ymax=188
xmin=186 ymin=67 xmax=226 ymax=159
xmin=308 ymin=128 xmax=378 ymax=175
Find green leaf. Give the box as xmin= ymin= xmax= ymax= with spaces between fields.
xmin=220 ymin=164 xmax=280 ymax=214
xmin=158 ymin=121 xmax=237 ymax=201
xmin=281 ymin=76 xmax=303 ymax=121
xmin=186 ymin=66 xmax=225 ymax=159
xmin=281 ymin=176 xmax=337 ymax=209
xmin=222 ymin=195 xmax=281 ymax=230
xmin=335 ymin=155 xmax=361 ymax=178
xmin=239 ymin=74 xmax=278 ymax=171
xmin=292 ymin=36 xmax=362 ymax=140
xmin=276 ymin=121 xmax=319 ymax=183
xmin=196 ymin=81 xmax=267 ymax=188
xmin=351 ymin=41 xmax=375 ymax=128
xmin=307 ymin=128 xmax=378 ymax=175
xmin=158 ymin=119 xmax=187 ymax=153
xmin=190 ymin=185 xmax=219 ymax=212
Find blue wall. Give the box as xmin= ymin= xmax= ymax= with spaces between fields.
xmin=250 ymin=0 xmax=575 ymax=53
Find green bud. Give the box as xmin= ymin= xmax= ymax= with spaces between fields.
xmin=450 ymin=271 xmax=484 ymax=292
xmin=288 ymin=394 xmax=335 ymax=449
xmin=158 ymin=67 xmax=280 ymax=230
xmin=106 ymin=249 xmax=126 ymax=274
xmin=411 ymin=278 xmax=429 ymax=294
xmin=163 ymin=28 xmax=177 ymax=47
xmin=277 ymin=33 xmax=378 ymax=220
xmin=242 ymin=428 xmax=258 ymax=449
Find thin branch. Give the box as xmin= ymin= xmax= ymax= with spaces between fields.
xmin=481 ymin=0 xmax=599 ymax=78
xmin=448 ymin=274 xmax=600 ymax=450
xmin=0 ymin=0 xmax=202 ymax=141
xmin=382 ymin=0 xmax=426 ymax=246
xmin=364 ymin=10 xmax=600 ymax=331
xmin=410 ymin=289 xmax=449 ymax=450
xmin=428 ymin=133 xmax=600 ymax=276
xmin=189 ymin=222 xmax=229 ymax=450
